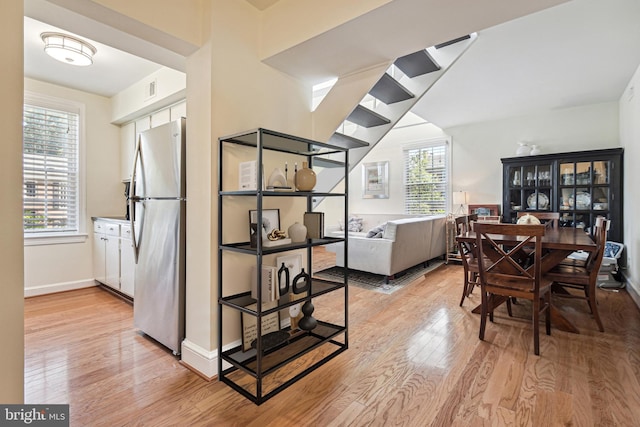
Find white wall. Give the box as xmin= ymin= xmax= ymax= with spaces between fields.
xmin=111 ymin=67 xmax=187 ymax=124
xmin=619 ymin=65 xmax=640 ymax=295
xmin=23 ymin=78 xmax=122 ymax=295
xmin=446 ymin=102 xmax=620 ymax=206
xmin=0 ymin=0 xmax=25 ymax=403
xmin=181 ymin=0 xmax=314 ymax=377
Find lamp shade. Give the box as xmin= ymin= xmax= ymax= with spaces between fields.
xmin=452 ymin=191 xmax=467 ymax=206
xmin=41 ymin=32 xmax=96 ymax=66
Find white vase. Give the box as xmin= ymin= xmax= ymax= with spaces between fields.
xmin=516 ymin=142 xmax=529 ymax=156
xmin=288 ymin=222 xmax=307 ymax=242
xmin=530 ymin=145 xmax=541 ymax=156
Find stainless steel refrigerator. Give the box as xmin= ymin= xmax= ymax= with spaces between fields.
xmin=129 ymin=118 xmax=186 ymax=355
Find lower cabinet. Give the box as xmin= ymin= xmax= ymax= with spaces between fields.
xmin=120 ymin=224 xmax=135 ymax=297
xmin=93 ymin=219 xmax=135 ymax=298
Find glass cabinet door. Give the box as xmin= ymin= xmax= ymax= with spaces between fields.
xmin=558 ymin=159 xmax=611 ymax=233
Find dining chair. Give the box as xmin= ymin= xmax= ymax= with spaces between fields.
xmin=475 ymin=222 xmax=552 ymax=355
xmin=456 ymin=214 xmax=482 ymax=306
xmin=516 ymin=211 xmax=560 ymax=228
xmin=543 ymin=217 xmax=609 ymax=332
xmin=560 ymin=215 xmax=606 ymax=268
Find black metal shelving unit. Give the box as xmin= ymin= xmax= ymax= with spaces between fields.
xmin=217 ymin=128 xmax=350 ymax=404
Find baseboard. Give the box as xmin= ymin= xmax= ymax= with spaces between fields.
xmin=181 ymin=338 xmax=244 ymax=380
xmin=24 ymin=279 xmax=96 ymax=298
xmin=180 ymin=339 xmax=218 ymax=380
xmin=624 ymin=273 xmax=640 ymax=310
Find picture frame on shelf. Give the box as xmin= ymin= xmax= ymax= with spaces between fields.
xmin=241 ymin=301 xmax=280 ymax=352
xmin=468 ymin=204 xmax=501 ymax=222
xmin=249 ymin=208 xmax=280 ymax=236
xmin=362 ymin=161 xmax=389 ymax=199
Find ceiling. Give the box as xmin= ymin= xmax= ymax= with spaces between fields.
xmin=22 ymin=0 xmax=640 ymax=130
xmin=24 ymin=16 xmax=164 ymax=97
xmin=413 ymin=0 xmax=640 ymax=129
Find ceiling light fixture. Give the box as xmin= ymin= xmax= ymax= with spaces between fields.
xmin=41 ymin=32 xmax=96 ymax=66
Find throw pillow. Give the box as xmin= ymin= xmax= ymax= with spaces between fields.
xmin=347 ymin=216 xmax=364 ymax=232
xmin=366 ymin=223 xmax=386 ymax=238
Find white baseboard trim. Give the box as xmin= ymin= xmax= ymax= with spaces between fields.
xmin=181 ymin=339 xmax=218 ymax=380
xmin=181 ymin=338 xmax=242 ymax=380
xmin=25 ymin=279 xmax=97 ymax=298
xmin=624 ymin=275 xmax=640 ymax=310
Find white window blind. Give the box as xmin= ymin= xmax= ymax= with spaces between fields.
xmin=403 ymin=142 xmax=448 ymax=214
xmin=23 ymin=103 xmax=79 ymax=233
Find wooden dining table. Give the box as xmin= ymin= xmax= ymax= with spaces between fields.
xmin=456 ymin=226 xmax=597 ymax=333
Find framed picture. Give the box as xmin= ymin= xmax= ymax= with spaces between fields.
xmin=241 ymin=300 xmax=280 ymax=352
xmin=249 ymin=209 xmax=280 ymax=235
xmin=362 ymin=161 xmax=389 ymax=199
xmin=468 ymin=204 xmax=501 ymax=222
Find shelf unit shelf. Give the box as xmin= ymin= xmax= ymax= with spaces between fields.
xmin=217 ymin=128 xmax=350 ymax=405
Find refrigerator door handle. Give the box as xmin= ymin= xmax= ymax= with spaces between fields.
xmin=130 ymin=137 xmax=142 ymax=263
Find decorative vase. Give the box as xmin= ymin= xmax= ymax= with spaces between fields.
xmin=288 ymin=222 xmax=307 ymax=243
xmin=516 ymin=142 xmax=529 ymax=156
xmin=294 ymin=161 xmax=316 ymax=191
xmin=530 ymin=145 xmax=541 ymax=156
xmin=298 ymin=300 xmax=317 ymax=331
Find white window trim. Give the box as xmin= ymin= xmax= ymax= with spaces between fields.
xmin=23 ymin=91 xmax=87 ymax=246
xmin=401 ymin=137 xmax=452 ymax=214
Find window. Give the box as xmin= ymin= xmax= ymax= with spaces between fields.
xmin=23 ymin=93 xmax=83 ymax=239
xmin=403 ymin=140 xmax=449 ymax=214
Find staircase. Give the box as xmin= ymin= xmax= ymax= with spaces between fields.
xmin=312 ymin=34 xmax=477 ymax=203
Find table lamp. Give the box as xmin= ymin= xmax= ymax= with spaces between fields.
xmin=452 ymin=191 xmax=468 ymax=215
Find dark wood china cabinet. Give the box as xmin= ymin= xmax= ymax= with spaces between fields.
xmin=501 ymin=148 xmax=623 ymax=244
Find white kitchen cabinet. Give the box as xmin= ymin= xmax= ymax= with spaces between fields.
xmin=151 ymin=109 xmax=171 ymax=127
xmin=92 ymin=222 xmax=107 ymax=284
xmin=170 ymin=101 xmax=186 ymax=121
xmin=120 ymin=224 xmax=135 ymax=297
xmin=93 ymin=219 xmax=135 ymax=298
xmin=93 ymin=221 xmax=120 ymax=290
xmin=120 ymin=122 xmax=136 ymax=182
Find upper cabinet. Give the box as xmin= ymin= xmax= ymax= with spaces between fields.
xmin=120 ymin=122 xmax=136 ymax=182
xmin=119 ymin=101 xmax=186 ymax=182
xmin=502 ymin=148 xmax=623 ymax=243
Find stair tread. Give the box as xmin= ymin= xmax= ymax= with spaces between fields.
xmin=394 ymin=50 xmax=441 ymax=78
xmin=346 ymin=105 xmax=391 ymax=128
xmin=329 ymin=132 xmax=369 ymax=150
xmin=369 ymin=73 xmax=415 ymax=104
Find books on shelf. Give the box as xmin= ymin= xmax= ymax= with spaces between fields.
xmin=239 ymin=160 xmax=257 ymax=191
xmin=303 ymin=212 xmax=324 ymax=239
xmin=251 ymin=265 xmax=278 ymax=302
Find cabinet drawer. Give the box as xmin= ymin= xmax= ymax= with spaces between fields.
xmin=105 ymin=223 xmax=120 ymax=237
xmin=94 ymin=221 xmax=105 ymax=233
xmin=121 ymin=224 xmax=132 ymax=239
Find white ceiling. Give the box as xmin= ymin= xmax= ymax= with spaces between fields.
xmin=22 ymin=0 xmax=640 ymax=131
xmin=24 ymin=17 xmax=164 ymax=98
xmin=413 ymin=0 xmax=640 ymax=128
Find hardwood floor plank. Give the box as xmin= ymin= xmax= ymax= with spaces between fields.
xmin=23 ymin=265 xmax=640 ymax=426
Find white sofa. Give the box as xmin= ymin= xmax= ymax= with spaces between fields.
xmin=327 ymin=214 xmax=447 ymax=281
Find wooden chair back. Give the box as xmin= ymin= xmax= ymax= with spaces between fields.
xmin=516 ymin=211 xmax=560 ymax=228
xmin=456 ymin=214 xmax=480 ymax=306
xmin=474 ymin=222 xmax=551 ymax=355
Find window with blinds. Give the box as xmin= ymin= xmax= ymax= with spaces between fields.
xmin=23 ymin=103 xmax=79 ymax=233
xmin=403 ymin=141 xmax=448 ymax=214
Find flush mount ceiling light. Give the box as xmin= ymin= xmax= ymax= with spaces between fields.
xmin=41 ymin=32 xmax=97 ymax=66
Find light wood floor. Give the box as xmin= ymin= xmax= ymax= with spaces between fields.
xmin=25 ymin=263 xmax=640 ymax=426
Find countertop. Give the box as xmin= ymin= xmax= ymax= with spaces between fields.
xmin=92 ymin=216 xmax=129 ymax=224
